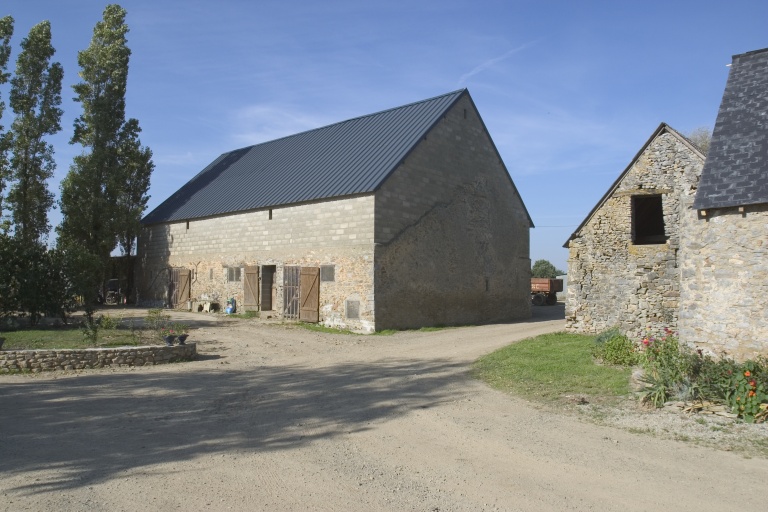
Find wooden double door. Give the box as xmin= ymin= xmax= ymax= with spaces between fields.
xmin=244 ymin=265 xmax=319 ymax=323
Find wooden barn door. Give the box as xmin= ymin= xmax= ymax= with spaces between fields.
xmin=243 ymin=266 xmax=259 ymax=310
xmin=171 ymin=268 xmax=190 ymax=308
xmin=299 ymin=267 xmax=320 ymax=323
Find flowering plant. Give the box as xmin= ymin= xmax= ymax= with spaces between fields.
xmin=160 ymin=327 xmax=176 ymax=338
xmin=172 ymin=323 xmax=189 ymax=336
xmin=729 ymin=364 xmax=767 ymax=423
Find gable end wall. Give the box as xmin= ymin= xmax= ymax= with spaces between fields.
xmin=566 ymin=132 xmax=703 ymax=339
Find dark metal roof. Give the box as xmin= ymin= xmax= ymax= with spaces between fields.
xmin=694 ymin=48 xmax=768 ymax=210
xmin=564 ymin=123 xmax=704 ymax=247
xmin=142 ymin=90 xmax=467 ymax=224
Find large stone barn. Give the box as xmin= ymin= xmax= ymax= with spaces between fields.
xmin=678 ymin=48 xmax=768 ymax=360
xmin=564 ymin=123 xmax=705 ymax=339
xmin=136 ymin=89 xmax=533 ymax=332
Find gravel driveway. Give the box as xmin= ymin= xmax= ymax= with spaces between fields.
xmin=2 ymin=306 xmax=767 ymax=511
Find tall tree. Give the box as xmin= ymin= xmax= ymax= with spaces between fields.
xmin=0 ymin=16 xmax=14 ymax=221
xmin=6 ymin=20 xmax=63 ymax=245
xmin=58 ymin=4 xmax=153 ymax=263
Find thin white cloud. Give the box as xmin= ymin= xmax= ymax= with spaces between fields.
xmin=457 ymin=40 xmax=539 ymax=86
xmin=229 ymin=104 xmax=332 ymax=146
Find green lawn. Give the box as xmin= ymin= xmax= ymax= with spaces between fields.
xmin=473 ymin=332 xmax=632 ymax=403
xmin=1 ymin=326 xmax=154 ymax=350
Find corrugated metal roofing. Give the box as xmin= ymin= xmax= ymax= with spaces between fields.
xmin=142 ymin=90 xmax=466 ymax=224
xmin=694 ymin=48 xmax=768 ymax=210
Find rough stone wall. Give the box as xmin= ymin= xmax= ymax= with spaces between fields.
xmin=0 ymin=344 xmax=197 ymax=373
xmin=137 ymin=196 xmax=376 ymax=332
xmin=678 ymin=204 xmax=768 ymax=360
xmin=374 ymin=95 xmax=531 ymax=330
xmin=566 ymin=131 xmax=704 ymax=339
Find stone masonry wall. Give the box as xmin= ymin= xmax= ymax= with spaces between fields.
xmin=137 ymin=195 xmax=376 ymax=332
xmin=0 ymin=343 xmax=197 ymax=373
xmin=566 ymin=131 xmax=704 ymax=339
xmin=678 ymin=204 xmax=768 ymax=360
xmin=374 ymin=94 xmax=531 ymax=329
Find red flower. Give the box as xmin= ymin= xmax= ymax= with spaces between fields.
xmin=744 ymin=371 xmax=751 ymax=377
xmin=749 ymin=380 xmax=756 ymax=387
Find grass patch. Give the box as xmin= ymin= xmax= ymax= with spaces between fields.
xmin=473 ymin=332 xmax=632 ymax=403
xmin=295 ymin=323 xmax=356 ymax=335
xmin=229 ymin=310 xmax=259 ymax=319
xmin=1 ymin=326 xmax=146 ymax=350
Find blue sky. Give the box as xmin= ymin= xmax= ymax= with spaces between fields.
xmin=2 ymin=0 xmax=767 ymax=270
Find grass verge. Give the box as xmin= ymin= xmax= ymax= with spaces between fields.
xmin=1 ymin=326 xmax=151 ymax=350
xmin=472 ymin=332 xmax=632 ymax=403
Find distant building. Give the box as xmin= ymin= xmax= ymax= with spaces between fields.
xmin=137 ymin=90 xmax=532 ymax=332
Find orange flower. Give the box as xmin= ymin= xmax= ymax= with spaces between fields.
xmin=744 ymin=371 xmax=751 ymax=377
xmin=749 ymin=390 xmax=756 ymax=397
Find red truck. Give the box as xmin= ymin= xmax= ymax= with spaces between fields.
xmin=531 ymin=278 xmax=563 ymax=306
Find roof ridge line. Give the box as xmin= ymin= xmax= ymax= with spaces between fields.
xmin=226 ymin=89 xmax=468 ymax=154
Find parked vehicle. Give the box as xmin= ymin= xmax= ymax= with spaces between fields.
xmin=531 ymin=278 xmax=563 ymax=306
xmin=104 ymin=278 xmax=125 ymax=306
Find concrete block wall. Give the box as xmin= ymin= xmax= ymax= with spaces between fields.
xmin=374 ymin=94 xmax=532 ymax=329
xmin=566 ymin=131 xmax=704 ymax=339
xmin=137 ymin=195 xmax=376 ymax=331
xmin=678 ymin=204 xmax=768 ymax=360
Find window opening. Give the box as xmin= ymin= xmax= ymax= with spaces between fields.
xmin=320 ymin=264 xmax=335 ymax=282
xmin=632 ymin=195 xmax=666 ymax=245
xmin=227 ymin=267 xmax=241 ymax=282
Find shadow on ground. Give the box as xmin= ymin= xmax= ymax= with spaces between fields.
xmin=0 ymin=357 xmax=465 ymax=495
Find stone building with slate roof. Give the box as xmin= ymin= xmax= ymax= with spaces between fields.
xmin=564 ymin=124 xmax=705 ymax=339
xmin=136 ymin=90 xmax=532 ymax=332
xmin=678 ymin=48 xmax=768 ymax=359
xmin=566 ymin=48 xmax=768 ymax=360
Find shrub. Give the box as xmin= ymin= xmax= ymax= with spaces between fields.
xmin=635 ymin=329 xmax=768 ymax=422
xmin=592 ymin=328 xmax=638 ymax=367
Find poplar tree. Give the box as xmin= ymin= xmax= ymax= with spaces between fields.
xmin=6 ymin=20 xmax=63 ymax=245
xmin=58 ymin=4 xmax=153 ymax=265
xmin=0 ymin=16 xmax=14 ymax=220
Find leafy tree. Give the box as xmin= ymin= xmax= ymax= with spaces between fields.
xmin=0 ymin=16 xmax=14 ymax=221
xmin=531 ymin=259 xmax=564 ymax=278
xmin=687 ymin=126 xmax=711 ymax=156
xmin=58 ymin=4 xmax=153 ymax=271
xmin=6 ymin=21 xmax=63 ymax=245
xmin=114 ymin=118 xmax=153 ymax=256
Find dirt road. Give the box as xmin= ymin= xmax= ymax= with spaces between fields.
xmin=2 ymin=307 xmax=767 ymax=511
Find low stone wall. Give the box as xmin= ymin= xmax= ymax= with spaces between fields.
xmin=0 ymin=343 xmax=196 ymax=373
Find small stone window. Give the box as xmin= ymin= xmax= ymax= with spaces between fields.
xmin=632 ymin=195 xmax=666 ymax=245
xmin=320 ymin=265 xmax=335 ymax=282
xmin=209 ymin=268 xmax=214 ymax=280
xmin=227 ymin=267 xmax=241 ymax=282
xmin=346 ymin=300 xmax=360 ymax=320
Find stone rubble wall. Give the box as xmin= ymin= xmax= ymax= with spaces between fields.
xmin=678 ymin=204 xmax=768 ymax=360
xmin=373 ymin=94 xmax=531 ymax=329
xmin=566 ymin=131 xmax=704 ymax=340
xmin=0 ymin=343 xmax=197 ymax=373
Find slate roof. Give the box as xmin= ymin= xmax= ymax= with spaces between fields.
xmin=564 ymin=123 xmax=704 ymax=247
xmin=694 ymin=48 xmax=768 ymax=210
xmin=143 ymin=90 xmax=469 ymax=225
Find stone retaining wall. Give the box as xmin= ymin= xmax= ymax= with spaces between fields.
xmin=0 ymin=343 xmax=197 ymax=373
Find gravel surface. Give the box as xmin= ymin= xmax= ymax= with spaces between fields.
xmin=2 ymin=305 xmax=767 ymax=511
